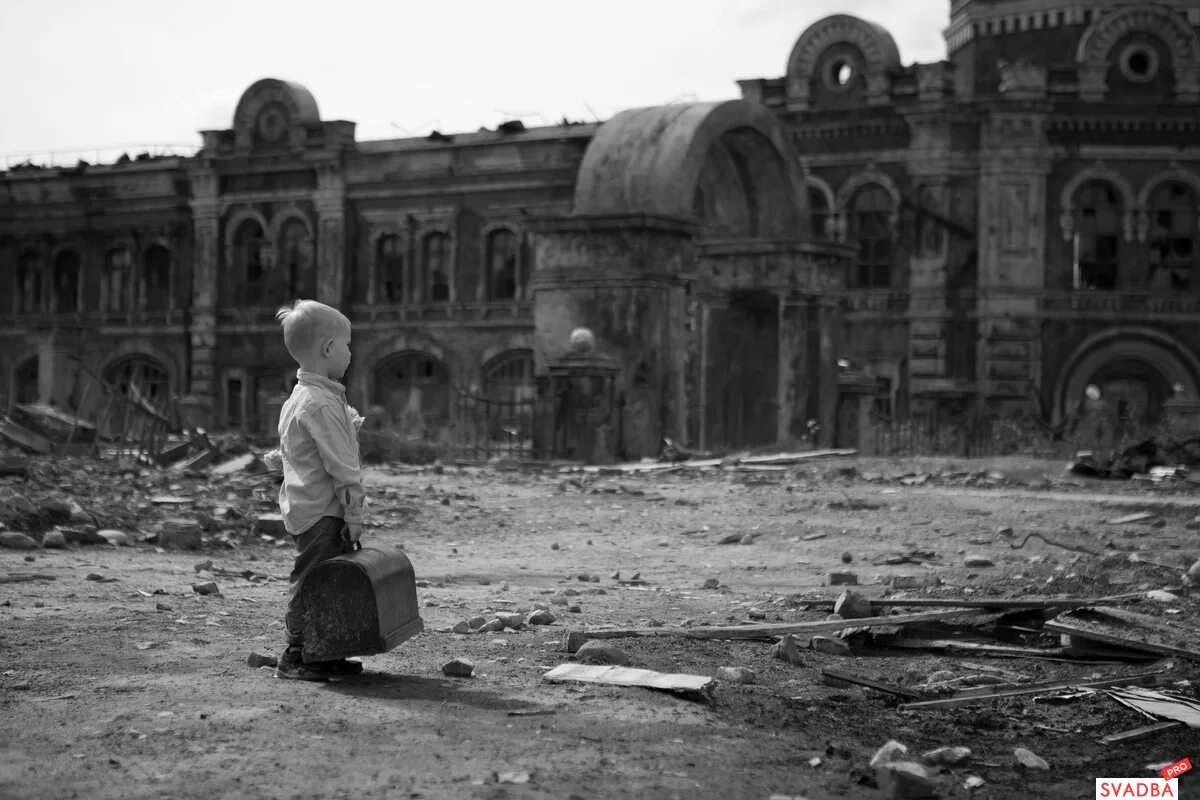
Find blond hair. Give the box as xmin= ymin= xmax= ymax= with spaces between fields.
xmin=276 ymin=300 xmax=351 ymax=360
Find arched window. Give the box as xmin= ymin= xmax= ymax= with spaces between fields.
xmin=372 ymin=352 xmax=451 ymax=435
xmin=849 ymin=185 xmax=894 ymax=289
xmin=230 ymin=220 xmax=266 ymax=306
xmin=485 ymin=228 xmax=521 ymax=301
xmin=16 ymin=251 xmax=43 ymax=314
xmin=423 ymin=232 xmax=451 ymax=302
xmin=1073 ymin=181 xmax=1121 ymax=291
xmin=808 ymin=186 xmax=830 ymax=240
xmin=1147 ymin=181 xmax=1198 ymax=291
xmin=105 ymin=248 xmax=134 ymax=312
xmin=279 ymin=219 xmax=315 ymax=299
xmin=141 ymin=246 xmax=172 ymax=311
xmin=103 ymin=355 xmax=169 ymax=405
xmin=52 ymin=250 xmax=81 ymax=313
xmin=375 ymin=234 xmax=404 ymax=303
xmin=483 ymin=350 xmax=535 ymax=404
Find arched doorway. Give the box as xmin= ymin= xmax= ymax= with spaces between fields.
xmin=372 ymin=352 xmax=450 ymax=438
xmin=103 ymin=355 xmax=170 ymax=405
xmin=1055 ymin=329 xmax=1200 ymax=434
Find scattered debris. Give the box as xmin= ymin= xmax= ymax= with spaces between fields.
xmin=898 ymin=672 xmax=1162 ymax=711
xmin=773 ymin=634 xmax=805 ymax=665
xmin=1013 ymin=747 xmax=1049 ymax=770
xmin=0 ymin=573 xmax=57 ymax=584
xmin=1098 ymin=720 xmax=1185 ymax=745
xmin=833 ymin=590 xmax=872 ymax=619
xmin=715 ymin=667 xmax=757 ymax=685
xmin=442 ymin=658 xmax=475 ymax=678
xmin=573 ymin=641 xmax=631 ymax=666
xmin=577 ymin=609 xmax=992 ymax=643
xmin=1044 ymin=606 xmax=1200 ymax=662
xmin=922 ymin=746 xmax=972 ymax=767
xmin=1106 ymin=512 xmax=1156 ymax=526
xmin=543 ymin=664 xmax=714 ymax=701
xmin=1105 ymin=686 xmax=1200 ymax=728
xmin=192 ymin=582 xmax=220 ymax=596
xmin=0 ymin=532 xmax=37 ymax=550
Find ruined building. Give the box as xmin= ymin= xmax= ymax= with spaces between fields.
xmin=3 ymin=0 xmax=1199 ymax=459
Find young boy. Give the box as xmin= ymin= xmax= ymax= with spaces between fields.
xmin=272 ymin=299 xmax=367 ymax=681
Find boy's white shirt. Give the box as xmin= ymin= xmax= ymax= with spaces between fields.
xmin=276 ymin=369 xmax=367 ymax=536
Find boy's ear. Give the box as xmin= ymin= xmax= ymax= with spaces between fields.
xmin=321 ymin=338 xmax=334 ymax=357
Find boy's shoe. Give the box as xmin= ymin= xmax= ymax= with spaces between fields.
xmin=310 ymin=658 xmax=364 ymax=676
xmin=275 ymin=650 xmax=330 ymax=682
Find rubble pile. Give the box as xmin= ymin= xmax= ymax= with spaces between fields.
xmin=1 ymin=444 xmax=292 ymax=552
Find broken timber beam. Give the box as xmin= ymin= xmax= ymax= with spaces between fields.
xmin=1044 ymin=606 xmax=1200 ymax=662
xmin=897 ymin=671 xmax=1163 ymax=711
xmin=821 ymin=669 xmax=921 ymax=699
xmin=578 ymin=609 xmax=993 ymax=642
xmin=849 ymin=592 xmax=1150 ymax=611
xmin=1098 ymin=721 xmax=1184 ymax=745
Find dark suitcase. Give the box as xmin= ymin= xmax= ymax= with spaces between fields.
xmin=298 ymin=545 xmax=424 ymax=663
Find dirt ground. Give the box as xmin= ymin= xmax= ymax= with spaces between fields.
xmin=1 ymin=454 xmax=1198 ymax=800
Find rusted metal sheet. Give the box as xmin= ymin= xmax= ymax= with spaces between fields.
xmin=299 ymin=546 xmax=424 ymax=662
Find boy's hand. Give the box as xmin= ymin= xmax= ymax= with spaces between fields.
xmin=344 ymin=522 xmax=363 ymax=545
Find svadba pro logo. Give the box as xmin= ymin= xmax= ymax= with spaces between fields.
xmin=1095 ymin=778 xmax=1178 ymax=798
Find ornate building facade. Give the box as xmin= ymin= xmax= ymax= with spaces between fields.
xmin=3 ymin=0 xmax=1199 ymax=456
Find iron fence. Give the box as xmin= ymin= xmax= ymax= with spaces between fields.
xmin=449 ymin=390 xmax=536 ymax=460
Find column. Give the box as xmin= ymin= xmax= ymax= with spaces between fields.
xmin=187 ymin=168 xmax=219 ymax=427
xmin=315 ymin=161 xmax=347 ymax=306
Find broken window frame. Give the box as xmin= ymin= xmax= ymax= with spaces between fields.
xmin=422 ymin=232 xmax=451 ymax=302
xmin=374 ymin=234 xmax=405 ymax=304
xmin=1146 ymin=181 xmax=1197 ymax=292
xmin=16 ymin=251 xmax=44 ymax=314
xmin=140 ymin=245 xmax=173 ymax=312
xmin=1072 ymin=181 xmax=1121 ymax=291
xmin=485 ymin=228 xmax=521 ymax=301
xmin=278 ymin=218 xmax=315 ymax=301
xmin=229 ymin=220 xmax=267 ymax=306
xmin=104 ymin=247 xmax=135 ymax=312
xmin=808 ymin=186 xmax=830 ymax=240
xmin=849 ymin=185 xmax=894 ymax=289
xmin=51 ymin=249 xmax=82 ymax=313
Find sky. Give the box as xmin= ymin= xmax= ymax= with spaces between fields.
xmin=0 ymin=0 xmax=949 ymax=163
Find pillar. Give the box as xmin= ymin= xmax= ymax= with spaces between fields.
xmin=187 ymin=167 xmax=219 ymax=428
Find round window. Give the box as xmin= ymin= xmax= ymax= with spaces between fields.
xmin=1118 ymin=43 xmax=1159 ymax=83
xmin=824 ymin=57 xmax=857 ymax=91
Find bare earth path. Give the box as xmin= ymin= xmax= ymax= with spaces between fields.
xmin=1 ymin=456 xmax=1197 ymax=799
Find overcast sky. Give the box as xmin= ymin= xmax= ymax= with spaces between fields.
xmin=1 ymin=0 xmax=949 ymax=161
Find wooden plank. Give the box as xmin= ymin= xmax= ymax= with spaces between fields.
xmin=543 ymin=664 xmax=714 ymax=699
xmin=846 ymin=592 xmax=1149 ymax=611
xmin=1099 ymin=721 xmax=1184 ymax=745
xmin=881 ymin=636 xmax=1152 ymax=663
xmin=821 ymin=669 xmax=920 ymax=698
xmin=0 ymin=573 xmax=58 ymax=584
xmin=898 ymin=672 xmax=1163 ymax=711
xmin=1044 ymin=607 xmax=1200 ymax=662
xmin=1106 ymin=512 xmax=1156 ymax=525
xmin=581 ymin=609 xmax=993 ymax=642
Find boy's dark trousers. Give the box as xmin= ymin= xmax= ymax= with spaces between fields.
xmin=284 ymin=515 xmax=351 ymax=654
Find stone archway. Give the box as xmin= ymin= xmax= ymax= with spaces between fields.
xmin=1054 ymin=327 xmax=1200 ymax=426
xmin=537 ymin=100 xmax=849 ymax=458
xmin=571 ymin=99 xmax=808 ymax=238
